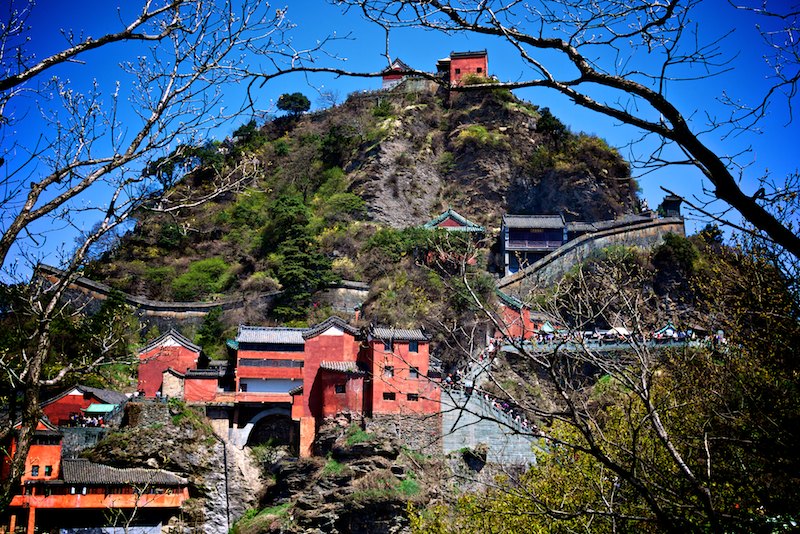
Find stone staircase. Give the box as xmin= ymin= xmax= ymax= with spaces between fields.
xmin=440 ymin=387 xmax=541 ymax=465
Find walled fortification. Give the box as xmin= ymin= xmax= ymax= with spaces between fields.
xmin=498 ymin=217 xmax=685 ymax=294
xmin=440 ymin=389 xmax=540 ymax=465
xmin=38 ymin=264 xmax=367 ymax=330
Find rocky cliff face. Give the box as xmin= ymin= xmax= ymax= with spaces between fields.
xmin=84 ymin=401 xmax=262 ymax=533
xmin=232 ymin=414 xmax=449 ymax=534
xmin=346 ymin=88 xmax=637 ymax=229
xmin=87 ymin=84 xmax=638 ymax=305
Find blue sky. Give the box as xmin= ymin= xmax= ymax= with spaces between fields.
xmin=4 ymin=0 xmax=799 ymax=271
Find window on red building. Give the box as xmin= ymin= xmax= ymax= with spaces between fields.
xmin=455 ymin=68 xmax=461 ymax=74
xmin=409 ymin=341 xmax=419 ymax=352
xmin=407 ymin=393 xmax=419 ymax=402
xmin=335 ymin=384 xmax=346 ymax=394
xmin=477 ymin=67 xmax=483 ymax=73
xmin=45 ymin=465 xmax=52 ymax=476
xmin=383 ymin=366 xmax=394 ymax=378
xmin=383 ymin=392 xmax=396 ymax=401
xmin=409 ymin=367 xmax=419 ymax=379
xmin=31 ymin=465 xmax=39 ymax=477
xmin=383 ymin=340 xmax=392 ymax=351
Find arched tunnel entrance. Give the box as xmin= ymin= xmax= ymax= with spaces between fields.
xmin=234 ymin=406 xmax=299 ymax=453
xmin=247 ymin=413 xmax=298 ymax=449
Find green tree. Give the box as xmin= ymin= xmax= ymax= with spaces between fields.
xmin=196 ymin=306 xmax=224 ymax=359
xmin=171 ymin=257 xmax=232 ymax=301
xmin=277 ymin=92 xmax=311 ymax=116
xmin=411 ymin=238 xmax=799 ymax=533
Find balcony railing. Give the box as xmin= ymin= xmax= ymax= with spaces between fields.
xmin=506 ymin=239 xmax=563 ymax=250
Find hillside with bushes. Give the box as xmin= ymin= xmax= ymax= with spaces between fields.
xmin=84 ymin=85 xmax=638 ymax=336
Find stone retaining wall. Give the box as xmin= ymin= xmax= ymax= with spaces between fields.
xmin=365 ymin=412 xmax=442 ymax=455
xmin=39 ymin=264 xmax=366 ymax=330
xmin=440 ymin=389 xmax=540 ymax=465
xmin=498 ymin=217 xmax=685 ymax=293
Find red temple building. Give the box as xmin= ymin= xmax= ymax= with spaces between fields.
xmin=382 ymin=58 xmax=412 ymax=89
xmin=1 ymin=419 xmax=188 ymax=534
xmin=137 ymin=329 xmax=205 ymax=397
xmin=436 ymin=50 xmax=489 ymax=86
xmin=495 ymin=290 xmax=550 ymax=340
xmin=40 ymin=385 xmax=128 ymax=427
xmin=423 ymin=208 xmax=485 ymax=234
xmin=140 ymin=317 xmax=442 ymax=457
xmin=380 ymin=50 xmax=491 ymax=91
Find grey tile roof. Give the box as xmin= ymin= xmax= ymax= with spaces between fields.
xmin=450 ymin=50 xmax=487 ymax=58
xmin=303 ymin=316 xmax=360 ymax=339
xmin=138 ymin=329 xmax=202 ymax=355
xmin=61 ymin=459 xmax=187 ymax=486
xmin=565 ymin=221 xmax=597 ymax=233
xmin=80 ymin=386 xmax=128 ymax=406
xmin=319 ymin=361 xmax=367 ymax=375
xmin=288 ymin=384 xmax=304 ymax=396
xmin=385 ymin=58 xmax=411 ymax=71
xmin=237 ymin=326 xmax=306 ymax=345
xmin=42 ymin=385 xmax=127 ymax=409
xmin=502 ymin=214 xmax=565 ymax=229
xmin=423 ymin=208 xmax=485 ymax=232
xmin=371 ymin=327 xmax=429 ymax=342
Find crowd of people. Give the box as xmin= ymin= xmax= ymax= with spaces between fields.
xmin=67 ymin=413 xmax=107 ymax=427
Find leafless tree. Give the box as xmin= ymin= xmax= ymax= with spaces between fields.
xmin=0 ymin=0 xmax=344 ymax=508
xmin=419 ymin=236 xmax=799 ymax=532
xmin=334 ymin=0 xmax=800 ymax=261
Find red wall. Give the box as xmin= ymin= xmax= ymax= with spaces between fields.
xmin=138 ymin=345 xmax=199 ymax=397
xmin=318 ymin=372 xmax=364 ymax=417
xmin=42 ymin=391 xmax=102 ymax=426
xmin=184 ymin=378 xmax=218 ymax=402
xmin=498 ymin=305 xmax=541 ymax=340
xmin=236 ymin=349 xmax=306 ymax=391
xmin=369 ymin=340 xmax=440 ymax=415
xmin=2 ymin=423 xmax=62 ymax=484
xmin=302 ymin=331 xmax=361 ymax=419
xmin=451 ymin=55 xmax=488 ymax=85
xmin=438 ymin=217 xmax=463 ymax=228
xmin=383 ymin=72 xmax=403 ymax=83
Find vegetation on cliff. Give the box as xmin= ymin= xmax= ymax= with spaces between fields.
xmin=410 ymin=233 xmax=800 ymax=532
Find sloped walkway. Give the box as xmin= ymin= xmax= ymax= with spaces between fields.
xmin=439 ymin=347 xmax=541 ymax=465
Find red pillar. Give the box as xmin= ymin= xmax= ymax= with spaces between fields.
xmin=26 ymin=506 xmax=35 ymax=534
xmin=299 ymin=417 xmax=316 ymax=457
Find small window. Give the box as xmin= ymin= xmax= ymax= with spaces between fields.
xmin=70 ymin=486 xmax=76 ymax=495
xmin=31 ymin=465 xmax=39 ymax=477
xmin=477 ymin=67 xmax=483 ymax=73
xmin=335 ymin=384 xmax=346 ymax=394
xmin=44 ymin=465 xmax=53 ymax=477
xmin=383 ymin=392 xmax=396 ymax=401
xmin=383 ymin=340 xmax=392 ymax=351
xmin=409 ymin=340 xmax=419 ymax=353
xmin=383 ymin=366 xmax=394 ymax=378
xmin=455 ymin=68 xmax=461 ymax=74
xmin=409 ymin=367 xmax=419 ymax=379
xmin=407 ymin=393 xmax=419 ymax=402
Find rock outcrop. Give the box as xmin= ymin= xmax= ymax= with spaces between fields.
xmin=84 ymin=401 xmax=263 ymax=533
